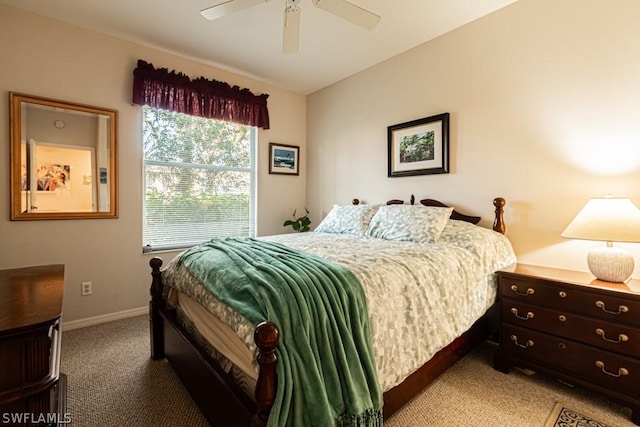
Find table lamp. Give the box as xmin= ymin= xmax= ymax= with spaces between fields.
xmin=561 ymin=197 xmax=640 ymax=283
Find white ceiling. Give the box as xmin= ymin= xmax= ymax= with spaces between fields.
xmin=0 ymin=0 xmax=518 ymax=94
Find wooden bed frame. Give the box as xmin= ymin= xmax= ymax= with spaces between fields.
xmin=149 ymin=196 xmax=507 ymax=426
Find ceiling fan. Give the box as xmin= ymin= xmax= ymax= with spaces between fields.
xmin=200 ymin=0 xmax=381 ymax=54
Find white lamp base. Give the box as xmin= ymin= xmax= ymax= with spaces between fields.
xmin=587 ymin=243 xmax=634 ymax=283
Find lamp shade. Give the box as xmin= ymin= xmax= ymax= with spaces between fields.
xmin=561 ymin=197 xmax=640 ymax=283
xmin=561 ymin=197 xmax=640 ymax=243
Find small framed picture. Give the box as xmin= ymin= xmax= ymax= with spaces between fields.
xmin=388 ymin=113 xmax=450 ymax=177
xmin=269 ymin=143 xmax=299 ymax=175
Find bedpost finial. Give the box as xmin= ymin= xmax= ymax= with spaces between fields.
xmin=150 ymin=257 xmax=163 ymax=271
xmin=492 ymin=197 xmax=506 ymax=234
xmin=255 ymin=321 xmax=280 ymax=351
xmin=352 ymin=199 xmax=360 ymax=205
xmin=410 ymin=195 xmax=415 ymax=205
xmin=150 ymin=257 xmax=164 ymax=301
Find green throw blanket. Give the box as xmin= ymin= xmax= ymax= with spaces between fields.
xmin=177 ymin=237 xmax=383 ymax=427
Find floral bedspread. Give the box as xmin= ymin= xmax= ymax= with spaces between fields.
xmin=161 ymin=219 xmax=516 ymax=391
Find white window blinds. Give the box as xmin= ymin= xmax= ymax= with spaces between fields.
xmin=142 ymin=107 xmax=256 ymax=251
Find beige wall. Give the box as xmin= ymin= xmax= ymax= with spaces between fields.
xmin=3 ymin=0 xmax=640 ymax=325
xmin=0 ymin=5 xmax=307 ymax=321
xmin=307 ymin=0 xmax=640 ymax=278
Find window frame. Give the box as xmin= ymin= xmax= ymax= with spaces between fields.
xmin=141 ymin=108 xmax=257 ymax=253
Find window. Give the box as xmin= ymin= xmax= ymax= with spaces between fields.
xmin=142 ymin=106 xmax=256 ymax=251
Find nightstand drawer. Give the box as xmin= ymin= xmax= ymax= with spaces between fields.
xmin=500 ymin=277 xmax=563 ymax=306
xmin=502 ymin=324 xmax=640 ymax=393
xmin=502 ymin=300 xmax=640 ymax=357
xmin=500 ymin=277 xmax=640 ymax=325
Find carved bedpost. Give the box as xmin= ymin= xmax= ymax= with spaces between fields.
xmin=149 ymin=257 xmax=165 ymax=360
xmin=251 ymin=321 xmax=280 ymax=427
xmin=493 ymin=197 xmax=506 ymax=234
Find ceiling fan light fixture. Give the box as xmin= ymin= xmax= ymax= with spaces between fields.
xmin=284 ymin=0 xmax=301 ymax=16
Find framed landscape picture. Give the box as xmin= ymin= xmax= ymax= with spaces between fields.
xmin=269 ymin=143 xmax=299 ymax=175
xmin=387 ymin=113 xmax=449 ymax=177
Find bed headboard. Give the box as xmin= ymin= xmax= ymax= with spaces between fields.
xmin=352 ymin=195 xmax=506 ymax=234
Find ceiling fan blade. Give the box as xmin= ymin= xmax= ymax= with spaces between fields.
xmin=282 ymin=3 xmax=301 ymax=54
xmin=200 ymin=0 xmax=266 ymax=20
xmin=312 ymin=0 xmax=380 ymax=30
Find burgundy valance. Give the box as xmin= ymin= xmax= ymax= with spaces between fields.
xmin=132 ymin=59 xmax=270 ymax=129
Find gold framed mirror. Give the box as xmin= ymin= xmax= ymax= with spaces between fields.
xmin=10 ymin=93 xmax=118 ymax=220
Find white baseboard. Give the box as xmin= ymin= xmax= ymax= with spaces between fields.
xmin=63 ymin=306 xmax=147 ymax=331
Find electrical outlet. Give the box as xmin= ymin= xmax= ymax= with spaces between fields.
xmin=81 ymin=281 xmax=92 ymax=296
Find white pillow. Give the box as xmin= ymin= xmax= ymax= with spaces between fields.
xmin=314 ymin=204 xmax=381 ymax=235
xmin=366 ymin=205 xmax=454 ymax=243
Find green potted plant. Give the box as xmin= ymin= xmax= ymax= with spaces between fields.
xmin=283 ymin=208 xmax=311 ymax=232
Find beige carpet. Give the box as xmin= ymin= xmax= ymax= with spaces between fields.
xmin=61 ymin=315 xmax=634 ymax=426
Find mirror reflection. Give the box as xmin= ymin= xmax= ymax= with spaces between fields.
xmin=10 ymin=93 xmax=118 ymax=220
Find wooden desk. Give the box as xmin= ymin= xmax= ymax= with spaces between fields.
xmin=0 ymin=265 xmax=66 ymax=425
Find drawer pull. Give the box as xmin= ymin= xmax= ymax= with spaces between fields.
xmin=510 ymin=285 xmax=534 ymax=296
xmin=558 ymin=315 xmax=567 ymax=322
xmin=595 ymin=301 xmax=629 ymax=315
xmin=595 ymin=360 xmax=629 ymax=377
xmin=559 ymin=291 xmax=567 ymax=298
xmin=510 ymin=308 xmax=534 ymax=320
xmin=510 ymin=335 xmax=534 ymax=348
xmin=595 ymin=328 xmax=629 ymax=344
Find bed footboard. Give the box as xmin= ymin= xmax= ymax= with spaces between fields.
xmin=149 ymin=257 xmax=280 ymax=427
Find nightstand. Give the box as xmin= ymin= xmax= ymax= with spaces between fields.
xmin=493 ymin=264 xmax=640 ymax=425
